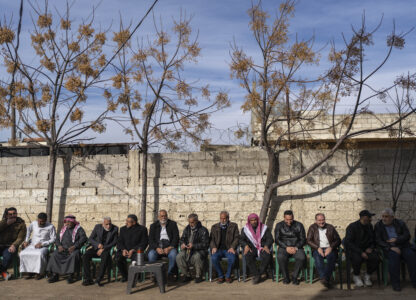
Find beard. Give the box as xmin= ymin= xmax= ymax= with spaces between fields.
xmin=160 ymin=219 xmax=167 ymax=225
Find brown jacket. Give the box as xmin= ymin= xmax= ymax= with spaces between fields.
xmin=210 ymin=222 xmax=239 ymax=250
xmin=307 ymin=223 xmax=341 ymax=250
xmin=0 ymin=217 xmax=27 ymax=248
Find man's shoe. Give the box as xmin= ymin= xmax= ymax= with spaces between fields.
xmin=282 ymin=278 xmax=291 ymax=284
xmin=167 ymin=274 xmax=176 ymax=282
xmin=35 ymin=274 xmax=44 ymax=280
xmin=353 ymin=275 xmax=364 ymax=287
xmin=25 ymin=273 xmax=35 ymax=280
xmin=195 ymin=277 xmax=203 ymax=283
xmin=95 ymin=280 xmax=104 ymax=287
xmin=1 ymin=272 xmax=11 ymax=281
xmin=363 ymin=273 xmax=372 ymax=287
xmin=225 ymin=277 xmax=233 ymax=284
xmin=67 ymin=274 xmax=75 ymax=284
xmin=121 ymin=277 xmax=128 ymax=282
xmin=217 ymin=277 xmax=225 ymax=284
xmin=181 ymin=275 xmax=192 ymax=283
xmin=320 ymin=278 xmax=329 ymax=288
xmin=252 ymin=275 xmax=260 ymax=285
xmin=292 ymin=278 xmax=300 ymax=285
xmin=82 ymin=279 xmax=94 ymax=286
xmin=392 ymin=285 xmax=401 ymax=292
xmin=48 ymin=274 xmax=59 ymax=283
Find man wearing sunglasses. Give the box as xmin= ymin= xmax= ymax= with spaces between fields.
xmin=0 ymin=207 xmax=27 ymax=280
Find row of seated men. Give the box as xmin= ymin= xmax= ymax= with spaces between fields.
xmin=1 ymin=207 xmax=416 ymax=292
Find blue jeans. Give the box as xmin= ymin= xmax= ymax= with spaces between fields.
xmin=147 ymin=248 xmax=178 ymax=275
xmin=312 ymin=248 xmax=337 ymax=281
xmin=0 ymin=247 xmax=16 ymax=272
xmin=387 ymin=247 xmax=416 ymax=288
xmin=211 ymin=249 xmax=237 ymax=279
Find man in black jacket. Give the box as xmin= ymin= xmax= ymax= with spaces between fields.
xmin=82 ymin=217 xmax=118 ymax=286
xmin=344 ymin=210 xmax=379 ymax=288
xmin=375 ymin=208 xmax=416 ymax=291
xmin=148 ymin=210 xmax=179 ymax=279
xmin=275 ymin=210 xmax=306 ymax=285
xmin=116 ymin=214 xmax=148 ymax=282
xmin=240 ymin=213 xmax=273 ymax=285
xmin=176 ymin=213 xmax=209 ymax=283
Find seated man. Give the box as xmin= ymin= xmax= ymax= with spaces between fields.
xmin=47 ymin=215 xmax=87 ymax=284
xmin=82 ymin=216 xmax=118 ymax=286
xmin=240 ymin=213 xmax=273 ymax=285
xmin=148 ymin=210 xmax=179 ymax=280
xmin=307 ymin=213 xmax=341 ymax=288
xmin=116 ymin=214 xmax=148 ymax=282
xmin=176 ymin=213 xmax=209 ymax=283
xmin=344 ymin=210 xmax=379 ymax=288
xmin=275 ymin=210 xmax=306 ymax=285
xmin=20 ymin=213 xmax=56 ymax=279
xmin=375 ymin=208 xmax=416 ymax=291
xmin=0 ymin=207 xmax=26 ymax=280
xmin=210 ymin=210 xmax=239 ymax=283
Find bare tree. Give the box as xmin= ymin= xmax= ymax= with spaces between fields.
xmin=386 ymin=74 xmax=416 ymax=212
xmin=109 ymin=14 xmax=230 ymax=224
xmin=231 ymin=0 xmax=416 ymax=222
xmin=0 ymin=0 xmax=159 ymax=221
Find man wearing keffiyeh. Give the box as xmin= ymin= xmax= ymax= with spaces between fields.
xmin=240 ymin=213 xmax=273 ymax=284
xmin=46 ymin=215 xmax=87 ymax=284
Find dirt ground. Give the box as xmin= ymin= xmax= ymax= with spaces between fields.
xmin=1 ymin=276 xmax=416 ymax=300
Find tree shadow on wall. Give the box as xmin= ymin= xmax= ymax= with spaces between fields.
xmin=265 ymin=150 xmax=362 ymax=229
xmin=151 ymin=153 xmax=161 ymax=222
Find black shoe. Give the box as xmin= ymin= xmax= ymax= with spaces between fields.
xmin=121 ymin=277 xmax=128 ymax=282
xmin=35 ymin=274 xmax=44 ymax=280
xmin=195 ymin=277 xmax=203 ymax=283
xmin=48 ymin=274 xmax=59 ymax=283
xmin=392 ymin=285 xmax=401 ymax=292
xmin=292 ymin=278 xmax=300 ymax=285
xmin=252 ymin=275 xmax=260 ymax=285
xmin=167 ymin=274 xmax=176 ymax=282
xmin=95 ymin=280 xmax=104 ymax=287
xmin=25 ymin=273 xmax=35 ymax=280
xmin=282 ymin=278 xmax=291 ymax=284
xmin=181 ymin=275 xmax=192 ymax=283
xmin=67 ymin=274 xmax=75 ymax=284
xmin=82 ymin=279 xmax=94 ymax=286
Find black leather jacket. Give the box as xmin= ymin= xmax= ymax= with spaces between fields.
xmin=375 ymin=219 xmax=411 ymax=252
xmin=179 ymin=221 xmax=209 ymax=258
xmin=274 ymin=220 xmax=306 ymax=249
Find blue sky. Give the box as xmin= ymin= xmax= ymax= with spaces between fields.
xmin=1 ymin=0 xmax=415 ymax=146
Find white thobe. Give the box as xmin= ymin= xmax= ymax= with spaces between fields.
xmin=19 ymin=221 xmax=56 ymax=274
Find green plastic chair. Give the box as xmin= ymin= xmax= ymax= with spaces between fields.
xmin=274 ymin=243 xmax=308 ymax=283
xmin=0 ymin=253 xmax=19 ymax=278
xmin=379 ymin=248 xmax=406 ymax=286
xmin=305 ymin=245 xmax=343 ymax=288
xmin=81 ymin=244 xmax=115 ymax=282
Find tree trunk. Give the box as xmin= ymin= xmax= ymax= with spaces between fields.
xmin=140 ymin=148 xmax=148 ymax=226
xmin=259 ymin=150 xmax=280 ymax=222
xmin=46 ymin=145 xmax=57 ymax=222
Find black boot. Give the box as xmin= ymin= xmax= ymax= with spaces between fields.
xmin=48 ymin=273 xmax=59 ymax=283
xmin=67 ymin=274 xmax=75 ymax=284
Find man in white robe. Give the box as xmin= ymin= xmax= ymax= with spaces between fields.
xmin=20 ymin=213 xmax=56 ymax=279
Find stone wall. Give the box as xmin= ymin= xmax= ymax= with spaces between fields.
xmin=1 ymin=147 xmax=415 ymax=237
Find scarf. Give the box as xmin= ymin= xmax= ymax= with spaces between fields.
xmin=60 ymin=215 xmax=80 ymax=243
xmin=243 ymin=213 xmax=267 ymax=255
xmin=220 ymin=221 xmax=229 ymax=230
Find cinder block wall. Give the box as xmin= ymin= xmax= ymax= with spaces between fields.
xmin=1 ymin=147 xmax=415 ymax=238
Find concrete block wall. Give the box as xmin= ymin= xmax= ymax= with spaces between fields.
xmin=1 ymin=147 xmax=415 ymax=238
